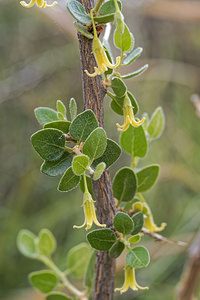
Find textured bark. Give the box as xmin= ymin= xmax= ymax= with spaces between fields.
xmin=77 ymin=1 xmax=116 ymax=299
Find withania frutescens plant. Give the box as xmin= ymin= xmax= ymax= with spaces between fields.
xmin=17 ymin=0 xmax=167 ymax=299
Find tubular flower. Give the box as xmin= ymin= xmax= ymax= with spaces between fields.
xmin=117 ymin=94 xmax=145 ymax=131
xmin=115 ymin=265 xmax=148 ymax=294
xmin=73 ymin=191 xmax=106 ymax=231
xmin=143 ymin=203 xmax=167 ymax=233
xmin=85 ymin=36 xmax=121 ymax=77
xmin=20 ymin=0 xmax=57 ymax=8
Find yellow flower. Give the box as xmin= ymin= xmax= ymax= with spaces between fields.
xmin=73 ymin=191 xmax=106 ymax=231
xmin=115 ymin=265 xmax=148 ymax=294
xmin=85 ymin=36 xmax=121 ymax=77
xmin=116 ymin=94 xmax=145 ymax=131
xmin=20 ymin=0 xmax=57 ymax=8
xmin=143 ymin=202 xmax=167 ymax=233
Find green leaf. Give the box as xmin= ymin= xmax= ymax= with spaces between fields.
xmin=29 ymin=270 xmax=58 ymax=293
xmin=34 ymin=107 xmax=59 ymax=127
xmin=69 ymin=110 xmax=98 ymax=142
xmin=126 ymin=246 xmax=150 ymax=269
xmin=69 ymin=98 xmax=78 ymax=121
xmin=110 ymin=91 xmax=138 ymax=116
xmin=46 ymin=292 xmax=71 ymax=300
xmin=99 ymin=0 xmax=122 ymax=15
xmin=121 ymin=64 xmax=148 ymax=79
xmin=37 ymin=229 xmax=56 ymax=256
xmin=58 ymin=166 xmax=80 ymax=192
xmin=67 ymin=0 xmax=91 ymax=24
xmin=123 ymin=47 xmax=143 ymax=66
xmin=72 ymin=154 xmax=89 ymax=176
xmin=84 ymin=251 xmax=96 ymax=289
xmin=80 ymin=175 xmax=93 ymax=197
xmin=128 ymin=234 xmax=141 ymax=244
xmin=74 ymin=21 xmax=93 ymax=39
xmin=67 ymin=243 xmax=91 ymax=278
xmin=109 ymin=241 xmax=125 ymax=259
xmin=44 ymin=121 xmax=70 ymax=134
xmin=82 ymin=128 xmax=107 ymax=161
xmin=147 ymin=107 xmax=165 ymax=139
xmin=114 ymin=24 xmax=134 ymax=53
xmin=92 ymin=138 xmax=121 ymax=169
xmin=131 ymin=212 xmax=144 ymax=235
xmin=93 ymin=162 xmax=106 ymax=180
xmin=87 ymin=229 xmax=116 ymax=251
xmin=120 ymin=125 xmax=147 ymax=158
xmin=41 ymin=152 xmax=73 ymax=177
xmin=31 ymin=129 xmax=66 ymax=162
xmin=111 ymin=77 xmax=127 ymax=97
xmin=136 ymin=165 xmax=159 ymax=192
xmin=94 ymin=14 xmax=115 ymax=24
xmin=57 ymin=112 xmax=65 ymax=120
xmin=17 ymin=229 xmax=37 ymax=258
xmin=112 ymin=168 xmax=137 ymax=203
xmin=56 ymin=100 xmax=66 ymax=118
xmin=113 ymin=212 xmax=134 ymax=235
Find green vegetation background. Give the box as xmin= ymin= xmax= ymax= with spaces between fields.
xmin=0 ymin=1 xmax=199 ymax=299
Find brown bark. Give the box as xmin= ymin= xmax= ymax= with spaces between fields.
xmin=77 ymin=1 xmax=116 ymax=299
xmin=177 ymin=232 xmax=200 ymax=300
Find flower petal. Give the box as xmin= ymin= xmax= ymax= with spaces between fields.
xmin=20 ymin=0 xmax=36 ymax=7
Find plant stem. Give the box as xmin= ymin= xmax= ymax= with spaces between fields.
xmin=93 ymin=0 xmax=105 ymax=14
xmin=39 ymin=255 xmax=87 ymax=299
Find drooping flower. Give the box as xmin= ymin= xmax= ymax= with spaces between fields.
xmin=20 ymin=0 xmax=57 ymax=8
xmin=73 ymin=191 xmax=106 ymax=231
xmin=85 ymin=36 xmax=121 ymax=77
xmin=117 ymin=93 xmax=145 ymax=131
xmin=143 ymin=202 xmax=167 ymax=232
xmin=115 ymin=265 xmax=148 ymax=294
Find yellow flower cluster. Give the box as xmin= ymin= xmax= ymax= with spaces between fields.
xmin=20 ymin=0 xmax=57 ymax=8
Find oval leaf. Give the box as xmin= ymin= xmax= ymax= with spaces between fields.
xmin=147 ymin=107 xmax=165 ymax=139
xmin=123 ymin=47 xmax=143 ymax=66
xmin=129 ymin=234 xmax=141 ymax=244
xmin=92 ymin=138 xmax=121 ymax=169
xmin=56 ymin=100 xmax=66 ymax=118
xmin=34 ymin=107 xmax=59 ymax=126
xmin=66 ymin=243 xmax=91 ymax=278
xmin=69 ymin=98 xmax=77 ymax=121
xmin=69 ymin=110 xmax=98 ymax=142
xmin=74 ymin=22 xmax=93 ymax=39
xmin=136 ymin=165 xmax=159 ymax=192
xmin=111 ymin=77 xmax=127 ymax=97
xmin=44 ymin=121 xmax=70 ymax=134
xmin=120 ymin=125 xmax=147 ymax=158
xmin=58 ymin=166 xmax=80 ymax=192
xmin=113 ymin=212 xmax=134 ymax=235
xmin=46 ymin=292 xmax=71 ymax=300
xmin=82 ymin=128 xmax=107 ymax=161
xmin=131 ymin=212 xmax=144 ymax=235
xmin=29 ymin=270 xmax=58 ymax=293
xmin=37 ymin=229 xmax=56 ymax=256
xmin=126 ymin=246 xmax=150 ymax=269
xmin=67 ymin=0 xmax=91 ymax=24
xmin=41 ymin=152 xmax=73 ymax=177
xmin=114 ymin=24 xmax=134 ymax=53
xmin=93 ymin=162 xmax=106 ymax=180
xmin=87 ymin=229 xmax=116 ymax=251
xmin=31 ymin=129 xmax=66 ymax=162
xmin=17 ymin=229 xmax=37 ymax=258
xmin=99 ymin=0 xmax=121 ymax=15
xmin=85 ymin=251 xmax=96 ymax=289
xmin=109 ymin=241 xmax=125 ymax=259
xmin=72 ymin=154 xmax=89 ymax=175
xmin=112 ymin=168 xmax=137 ymax=203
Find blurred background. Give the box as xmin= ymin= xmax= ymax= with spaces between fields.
xmin=0 ymin=0 xmax=200 ymax=299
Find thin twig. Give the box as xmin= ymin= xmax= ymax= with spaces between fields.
xmin=142 ymin=228 xmax=187 ymax=247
